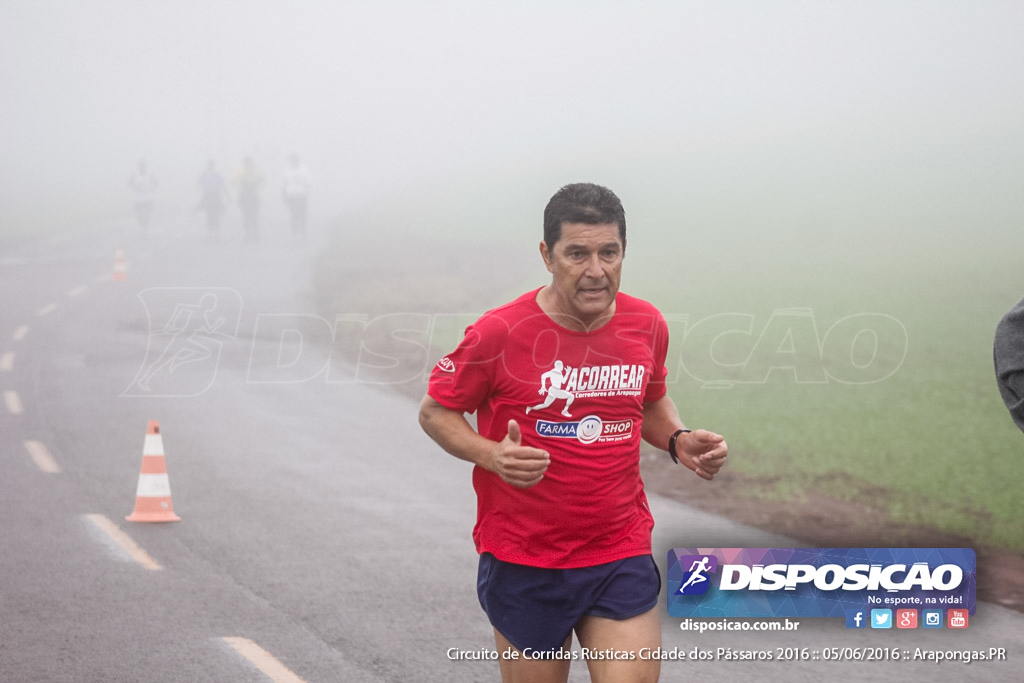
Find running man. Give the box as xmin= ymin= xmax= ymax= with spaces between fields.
xmin=282 ymin=152 xmax=312 ymax=238
xmin=128 ymin=160 xmax=158 ymax=236
xmin=420 ymin=183 xmax=728 ymax=683
xmin=197 ymin=160 xmax=227 ymax=237
xmin=995 ymin=296 xmax=1024 ymax=433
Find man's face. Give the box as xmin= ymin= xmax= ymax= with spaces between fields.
xmin=540 ymin=221 xmax=624 ymax=328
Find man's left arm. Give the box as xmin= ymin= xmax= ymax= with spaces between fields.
xmin=641 ymin=395 xmax=728 ymax=480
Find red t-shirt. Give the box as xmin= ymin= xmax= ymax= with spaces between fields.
xmin=427 ymin=288 xmax=669 ymax=569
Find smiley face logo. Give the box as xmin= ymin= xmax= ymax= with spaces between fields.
xmin=576 ymin=416 xmax=603 ymax=444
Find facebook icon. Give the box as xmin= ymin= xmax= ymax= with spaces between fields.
xmin=845 ymin=609 xmax=867 ymax=629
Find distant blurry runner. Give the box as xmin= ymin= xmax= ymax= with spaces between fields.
xmin=994 ymin=296 xmax=1024 ymax=433
xmin=128 ymin=160 xmax=158 ymax=237
xmin=282 ymin=152 xmax=312 ymax=238
xmin=234 ymin=156 xmax=264 ymax=242
xmin=197 ymin=160 xmax=228 ymax=237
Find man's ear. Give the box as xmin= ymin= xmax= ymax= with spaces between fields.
xmin=539 ymin=240 xmax=554 ymax=273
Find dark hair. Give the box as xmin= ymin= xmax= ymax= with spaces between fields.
xmin=543 ymin=183 xmax=626 ymax=252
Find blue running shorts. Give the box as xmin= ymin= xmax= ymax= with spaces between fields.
xmin=476 ymin=552 xmax=661 ymax=656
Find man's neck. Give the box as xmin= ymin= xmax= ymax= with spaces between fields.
xmin=535 ymin=285 xmax=616 ymax=333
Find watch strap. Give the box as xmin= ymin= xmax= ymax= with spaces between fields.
xmin=668 ymin=428 xmax=692 ymax=464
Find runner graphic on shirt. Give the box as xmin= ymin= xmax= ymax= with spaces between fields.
xmin=525 ymin=360 xmax=575 ymax=417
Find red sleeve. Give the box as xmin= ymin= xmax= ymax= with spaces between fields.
xmin=427 ymin=316 xmax=509 ymax=414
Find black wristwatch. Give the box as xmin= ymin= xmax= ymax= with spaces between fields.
xmin=668 ymin=428 xmax=692 ymax=464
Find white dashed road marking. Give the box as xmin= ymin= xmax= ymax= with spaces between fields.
xmin=24 ymin=440 xmax=61 ymax=474
xmin=222 ymin=638 xmax=308 ymax=683
xmin=4 ymin=390 xmax=24 ymax=415
xmin=83 ymin=514 xmax=163 ymax=571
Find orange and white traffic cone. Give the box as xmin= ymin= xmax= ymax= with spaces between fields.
xmin=112 ymin=249 xmax=127 ymax=281
xmin=126 ymin=420 xmax=181 ymax=523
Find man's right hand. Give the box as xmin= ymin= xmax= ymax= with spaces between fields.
xmin=489 ymin=419 xmax=550 ymax=488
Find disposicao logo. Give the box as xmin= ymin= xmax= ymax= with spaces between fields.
xmin=675 ymin=555 xmax=718 ymax=596
xmin=667 ymin=548 xmax=976 ymax=620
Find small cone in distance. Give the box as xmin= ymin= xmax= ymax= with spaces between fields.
xmin=112 ymin=249 xmax=127 ymax=281
xmin=126 ymin=420 xmax=181 ymax=523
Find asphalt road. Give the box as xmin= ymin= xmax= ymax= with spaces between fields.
xmin=1 ymin=218 xmax=1021 ymax=682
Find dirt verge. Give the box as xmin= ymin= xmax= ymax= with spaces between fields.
xmin=641 ymin=454 xmax=1024 ymax=612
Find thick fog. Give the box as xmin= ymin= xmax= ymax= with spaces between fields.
xmin=2 ymin=0 xmax=1023 ymax=239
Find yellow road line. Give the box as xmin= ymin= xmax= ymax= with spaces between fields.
xmin=84 ymin=514 xmax=163 ymax=571
xmin=13 ymin=325 xmax=29 ymax=341
xmin=4 ymin=390 xmax=23 ymax=415
xmin=222 ymin=638 xmax=308 ymax=683
xmin=68 ymin=285 xmax=87 ymax=297
xmin=0 ymin=352 xmax=12 ymax=371
xmin=36 ymin=303 xmax=57 ymax=317
xmin=24 ymin=440 xmax=61 ymax=474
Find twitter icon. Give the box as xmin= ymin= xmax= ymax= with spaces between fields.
xmin=870 ymin=609 xmax=893 ymax=629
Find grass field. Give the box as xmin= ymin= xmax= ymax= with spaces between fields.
xmin=622 ymin=218 xmax=1024 ymax=553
